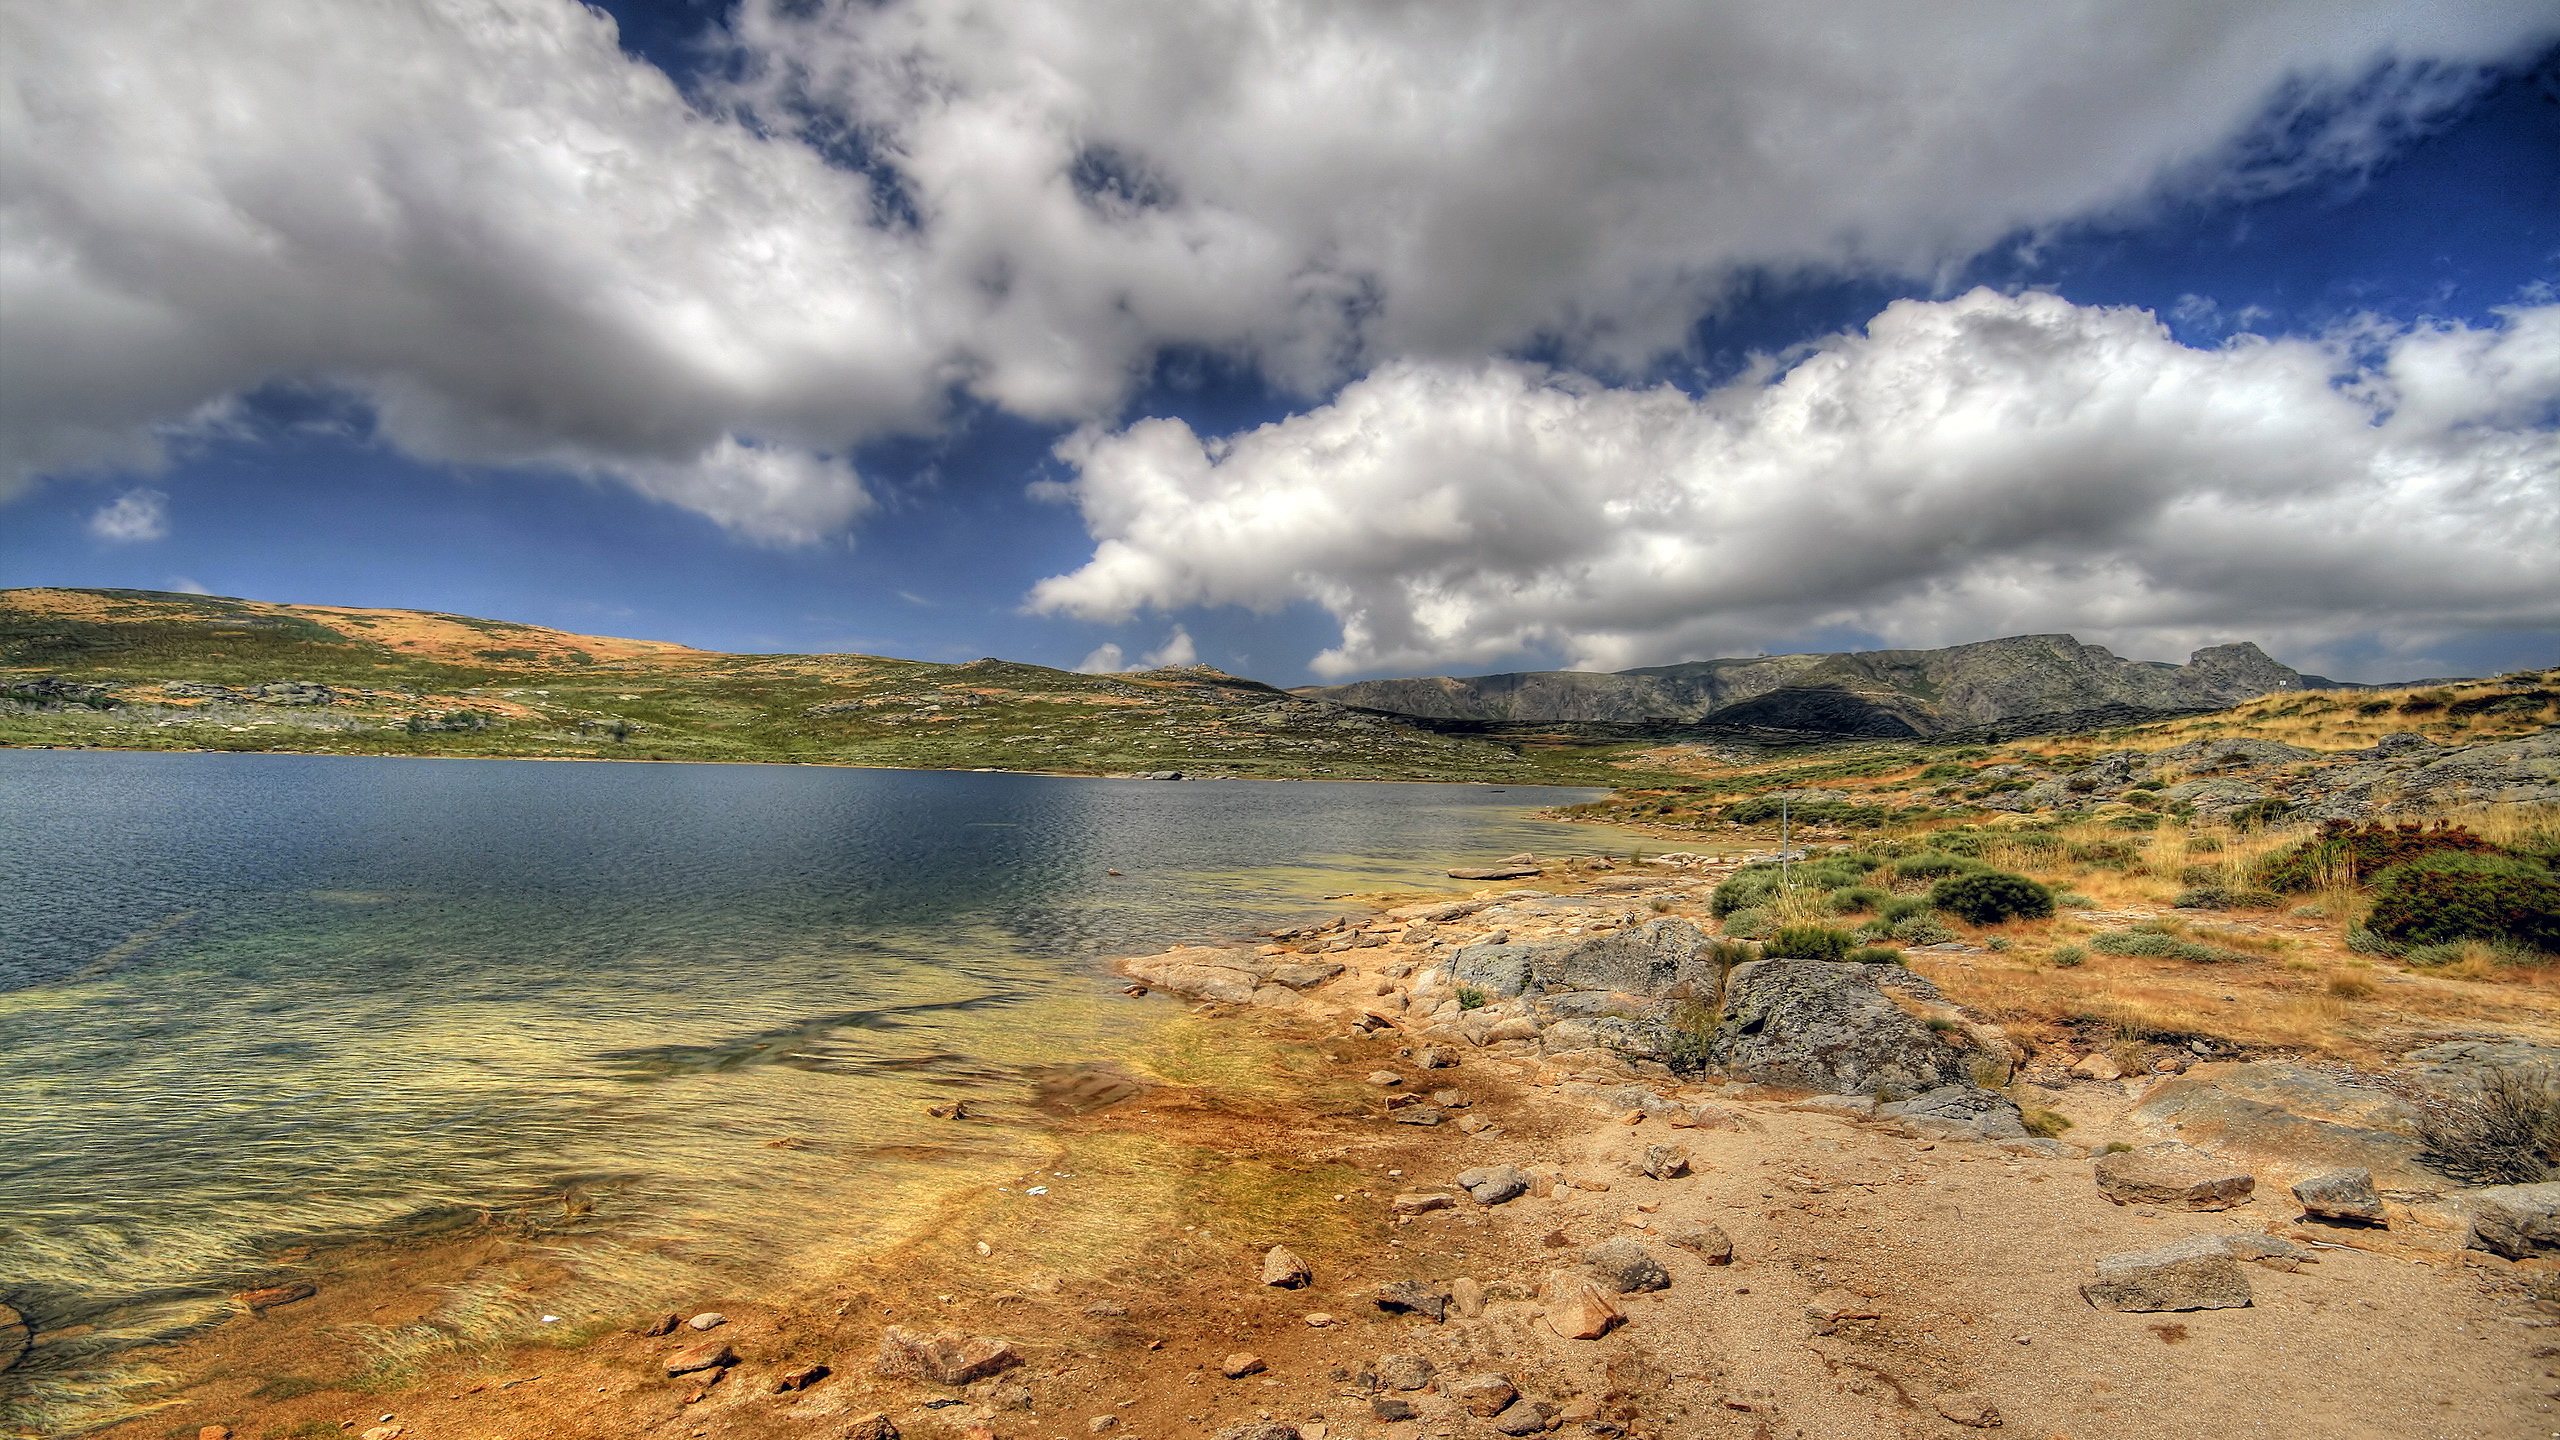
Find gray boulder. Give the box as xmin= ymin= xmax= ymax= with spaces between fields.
xmin=1456 ymin=1165 xmax=1531 ymax=1205
xmin=2080 ymin=1235 xmax=2254 ymax=1312
xmin=1709 ymin=959 xmax=1977 ymax=1096
xmin=1876 ymin=1084 xmax=2029 ymax=1140
xmin=1452 ymin=918 xmax=1713 ymax=1000
xmin=2467 ymin=1183 xmax=2560 ymax=1258
xmin=1583 ymin=1237 xmax=1670 ymax=1293
xmin=2291 ymin=1168 xmax=2387 ymax=1224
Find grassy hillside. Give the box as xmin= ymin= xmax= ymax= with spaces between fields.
xmin=0 ymin=588 xmax=1669 ymax=784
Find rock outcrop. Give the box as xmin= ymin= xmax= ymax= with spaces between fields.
xmin=1708 ymin=959 xmax=1978 ymax=1096
xmin=2080 ymin=1236 xmax=2255 ymax=1312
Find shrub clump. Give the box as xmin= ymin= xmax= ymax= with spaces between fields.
xmin=1845 ymin=945 xmax=1903 ymax=965
xmin=2050 ymin=944 xmax=2086 ymax=968
xmin=2174 ymin=885 xmax=2283 ymax=911
xmin=2364 ymin=853 xmax=2560 ymax=951
xmin=2415 ymin=1065 xmax=2560 ymax=1185
xmin=2253 ymin=819 xmax=2501 ymax=893
xmin=1929 ymin=870 xmax=2056 ymax=924
xmin=1826 ymin=885 xmax=1887 ymax=915
xmin=1764 ymin=924 xmax=1856 ymax=962
xmin=1889 ymin=852 xmax=1985 ymax=884
xmin=1720 ymin=907 xmax=1777 ymax=940
xmin=1888 ymin=914 xmax=1959 ymax=946
xmin=2089 ymin=927 xmax=2258 ymax=964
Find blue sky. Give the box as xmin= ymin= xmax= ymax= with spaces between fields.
xmin=3 ymin=3 xmax=2555 ymax=684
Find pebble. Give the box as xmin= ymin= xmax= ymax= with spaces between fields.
xmin=686 ymin=1312 xmax=727 ymax=1331
xmin=1222 ymin=1352 xmax=1267 ymax=1378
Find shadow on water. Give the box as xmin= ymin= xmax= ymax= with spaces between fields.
xmin=0 ymin=753 xmax=1644 ymax=1429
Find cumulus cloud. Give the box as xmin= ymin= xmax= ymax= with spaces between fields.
xmin=86 ymin=488 xmax=168 ymax=543
xmin=1073 ymin=642 xmax=1126 ymax=675
xmin=1072 ymin=626 xmax=1198 ymax=674
xmin=1030 ymin=290 xmax=2560 ymax=677
xmin=1142 ymin=627 xmax=1198 ymax=669
xmin=5 ymin=0 xmax=2554 ymax=542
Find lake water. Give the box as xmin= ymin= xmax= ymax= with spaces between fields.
xmin=0 ymin=751 xmax=1628 ymax=1423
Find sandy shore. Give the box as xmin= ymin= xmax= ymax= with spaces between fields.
xmin=50 ymin=858 xmax=2560 ymax=1440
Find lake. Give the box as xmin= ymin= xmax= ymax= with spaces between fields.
xmin=0 ymin=751 xmax=1632 ymax=1423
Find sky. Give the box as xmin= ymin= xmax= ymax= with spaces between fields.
xmin=1 ymin=1 xmax=2555 ymax=686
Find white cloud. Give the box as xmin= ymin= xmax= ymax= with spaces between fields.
xmin=5 ymin=0 xmax=2554 ymax=543
xmin=1030 ymin=290 xmax=2560 ymax=677
xmin=87 ymin=488 xmax=168 ymax=543
xmin=1073 ymin=642 xmax=1127 ymax=674
xmin=1141 ymin=626 xmax=1197 ymax=669
xmin=166 ymin=576 xmax=213 ymax=595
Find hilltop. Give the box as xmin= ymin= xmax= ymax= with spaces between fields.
xmin=1297 ymin=633 xmax=2394 ymax=739
xmin=0 ymin=588 xmax=1631 ymax=783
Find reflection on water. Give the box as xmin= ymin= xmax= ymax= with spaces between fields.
xmin=0 ymin=752 xmax=1633 ymax=1421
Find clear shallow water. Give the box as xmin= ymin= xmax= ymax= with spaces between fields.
xmin=0 ymin=751 xmax=1621 ymax=1414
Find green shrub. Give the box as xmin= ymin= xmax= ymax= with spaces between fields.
xmin=2022 ymin=1107 xmax=2074 ymax=1139
xmin=2107 ymin=812 xmax=2162 ymax=831
xmin=1931 ymin=830 xmax=1988 ymax=857
xmin=2186 ymin=836 xmax=2225 ymax=854
xmin=1891 ymin=852 xmax=1985 ymax=883
xmin=1889 ymin=915 xmax=1959 ymax=945
xmin=2364 ymin=853 xmax=2560 ymax=950
xmin=1826 ymin=885 xmax=1887 ymax=915
xmin=2067 ymin=839 xmax=2138 ymax=864
xmin=1711 ymin=867 xmax=1782 ymax=916
xmin=2006 ymin=831 xmax=2064 ymax=853
xmin=2056 ymin=890 xmax=2095 ymax=908
xmin=1720 ymin=907 xmax=1776 ymax=940
xmin=2253 ymin=819 xmax=2501 ymax=893
xmin=1725 ymin=796 xmax=1889 ymax=827
xmin=1845 ymin=945 xmax=1903 ymax=965
xmin=2177 ymin=863 xmax=2224 ymax=887
xmin=1929 ymin=870 xmax=2055 ymax=923
xmin=2089 ymin=927 xmax=2257 ymax=964
xmin=2174 ymin=885 xmax=2282 ymax=911
xmin=2232 ymin=798 xmax=2295 ymax=827
xmin=2051 ymin=944 xmax=2086 ymax=967
xmin=1764 ymin=924 xmax=1855 ymax=961
xmin=1457 ymin=985 xmax=1488 ymax=1010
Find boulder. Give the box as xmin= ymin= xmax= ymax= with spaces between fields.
xmin=2080 ymin=1235 xmax=2254 ymax=1312
xmin=2071 ymin=1052 xmax=2123 ymax=1081
xmin=2219 ymin=1234 xmax=2317 ymax=1271
xmin=1452 ymin=919 xmax=1714 ymax=1000
xmin=874 ymin=1326 xmax=1020 ymax=1386
xmin=1451 ymin=1276 xmax=1486 ymax=1319
xmin=2092 ymin=1142 xmax=2255 ymax=1210
xmin=686 ymin=1311 xmax=727 ymax=1331
xmin=1641 ymin=1144 xmax=1692 ymax=1179
xmin=1877 ymin=1084 xmax=2029 ymax=1141
xmin=1540 ymin=1271 xmax=1623 ymax=1339
xmin=1583 ymin=1237 xmax=1670 ymax=1293
xmin=1261 ymin=1245 xmax=1312 ymax=1288
xmin=2467 ymin=1183 xmax=2560 ymax=1259
xmin=1710 ymin=960 xmax=1978 ymax=1096
xmin=1451 ymin=1373 xmax=1519 ymax=1417
xmin=2126 ymin=1062 xmax=2430 ymax=1189
xmin=1666 ymin=1224 xmax=1735 ymax=1264
xmin=1457 ymin=1165 xmax=1531 ymax=1205
xmin=2291 ymin=1168 xmax=2387 ymax=1224
xmin=1375 ymin=1280 xmax=1452 ymax=1323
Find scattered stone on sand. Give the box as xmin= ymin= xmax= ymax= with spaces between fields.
xmin=1390 ymin=1105 xmax=1447 ymax=1126
xmin=1220 ymin=1351 xmax=1266 ymax=1378
xmin=2071 ymin=1052 xmax=2124 ymax=1081
xmin=2093 ymin=1141 xmax=2256 ymax=1210
xmin=1451 ymin=1373 xmax=1519 ymax=1417
xmin=1415 ymin=1045 xmax=1459 ymax=1069
xmin=1455 ymin=1113 xmax=1496 ymax=1135
xmin=1666 ymin=1223 xmax=1735 ymax=1264
xmin=772 ymin=1363 xmax=830 ymax=1392
xmin=1375 ymin=1280 xmax=1453 ymax=1323
xmin=1261 ymin=1244 xmax=1312 ymax=1287
xmin=2467 ymin=1183 xmax=2560 ymax=1259
xmin=637 ymin=1312 xmax=681 ymax=1337
xmin=1430 ymin=1089 xmax=1469 ymax=1107
xmin=235 ymin=1282 xmax=316 ymax=1312
xmin=1541 ymin=1270 xmax=1623 ymax=1339
xmin=1370 ymin=1398 xmax=1417 ymax=1422
xmin=1804 ymin=1289 xmax=1883 ymax=1331
xmin=196 ymin=1429 xmax=229 ymax=1440
xmin=2080 ymin=1235 xmax=2255 ymax=1312
xmin=2292 ymin=1168 xmax=2387 ymax=1224
xmin=1391 ymin=1191 xmax=1454 ymax=1214
xmin=1303 ymin=1312 xmax=1334 ymax=1327
xmin=1584 ymin=1237 xmax=1670 ymax=1293
xmin=874 ymin=1326 xmax=1021 ymax=1385
xmin=1365 ymin=1071 xmax=1403 ymax=1087
xmin=1450 ymin=1276 xmax=1487 ymax=1319
xmin=1492 ymin=1399 xmax=1553 ymax=1436
xmin=686 ymin=1311 xmax=727 ymax=1331
xmin=842 ymin=1413 xmax=901 ymax=1440
xmin=1641 ymin=1143 xmax=1692 ymax=1179
xmin=1373 ymin=1352 xmax=1434 ymax=1391
xmin=2220 ymin=1234 xmax=2317 ymax=1271
xmin=361 ymin=1426 xmax=401 ymax=1440
xmin=1087 ymin=1416 xmax=1118 ymax=1433
xmin=1456 ymin=1164 xmax=1531 ymax=1205
xmin=664 ymin=1340 xmax=738 ymax=1376
xmin=1934 ymin=1392 xmax=2003 ymax=1428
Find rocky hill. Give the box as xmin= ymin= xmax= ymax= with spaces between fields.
xmin=1297 ymin=633 xmax=2367 ymax=738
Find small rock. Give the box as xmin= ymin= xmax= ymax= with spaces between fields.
xmin=686 ymin=1312 xmax=727 ymax=1331
xmin=1541 ymin=1271 xmax=1622 ymax=1339
xmin=1370 ymin=1398 xmax=1417 ymax=1422
xmin=2292 ymin=1168 xmax=2387 ymax=1225
xmin=1374 ymin=1352 xmax=1434 ymax=1391
xmin=1456 ymin=1164 xmax=1531 ymax=1205
xmin=2071 ymin=1052 xmax=2124 ymax=1082
xmin=842 ymin=1414 xmax=901 ymax=1440
xmin=2093 ymin=1142 xmax=2256 ymax=1211
xmin=2080 ymin=1235 xmax=2255 ymax=1312
xmin=1431 ymin=1089 xmax=1469 ymax=1107
xmin=1375 ymin=1279 xmax=1453 ymax=1322
xmin=772 ymin=1363 xmax=830 ymax=1392
xmin=874 ymin=1326 xmax=1021 ymax=1385
xmin=1492 ymin=1399 xmax=1551 ymax=1436
xmin=362 ymin=1428 xmax=401 ymax=1440
xmin=664 ymin=1340 xmax=737 ymax=1376
xmin=1366 ymin=1071 xmax=1403 ymax=1087
xmin=1303 ymin=1312 xmax=1334 ymax=1327
xmin=1584 ymin=1237 xmax=1670 ymax=1293
xmin=1261 ymin=1245 xmax=1313 ymax=1288
xmin=1416 ymin=1045 xmax=1460 ymax=1069
xmin=637 ymin=1312 xmax=681 ymax=1337
xmin=235 ymin=1283 xmax=316 ymax=1312
xmin=1455 ymin=1113 xmax=1495 ymax=1135
xmin=1390 ymin=1105 xmax=1447 ymax=1126
xmin=981 ymin=1382 xmax=1034 ymax=1411
xmin=1804 ymin=1289 xmax=1881 ymax=1331
xmin=1450 ymin=1276 xmax=1486 ymax=1319
xmin=197 ymin=1429 xmax=231 ymax=1440
xmin=1451 ymin=1372 xmax=1519 ymax=1417
xmin=1088 ymin=1416 xmax=1119 ymax=1433
xmin=1688 ymin=1103 xmax=1745 ymax=1130
xmin=1666 ymin=1224 xmax=1735 ymax=1264
xmin=1391 ymin=1191 xmax=1455 ymax=1214
xmin=1933 ymin=1392 xmax=2003 ymax=1428
xmin=1641 ymin=1144 xmax=1692 ymax=1180
xmin=1221 ymin=1352 xmax=1267 ymax=1378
